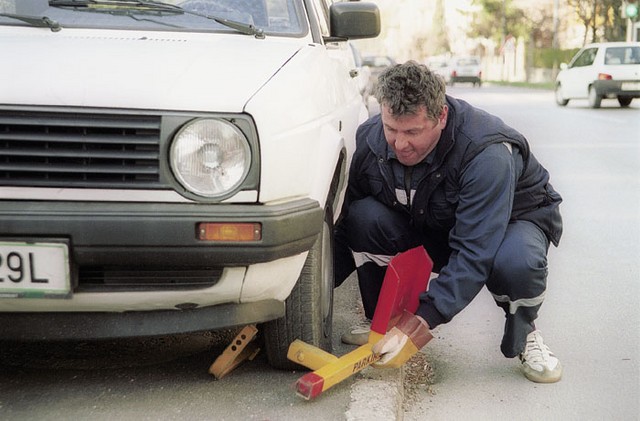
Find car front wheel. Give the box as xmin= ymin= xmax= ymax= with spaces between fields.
xmin=262 ymin=204 xmax=334 ymax=370
xmin=588 ymin=86 xmax=602 ymax=108
xmin=555 ymin=84 xmax=569 ymax=106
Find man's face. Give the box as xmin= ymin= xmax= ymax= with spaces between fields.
xmin=381 ymin=104 xmax=448 ymax=166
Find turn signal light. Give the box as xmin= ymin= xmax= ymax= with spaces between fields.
xmin=598 ymin=73 xmax=613 ymax=80
xmin=197 ymin=222 xmax=261 ymax=241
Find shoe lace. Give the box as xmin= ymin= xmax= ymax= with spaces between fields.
xmin=351 ymin=319 xmax=371 ymax=334
xmin=522 ymin=331 xmax=552 ymax=364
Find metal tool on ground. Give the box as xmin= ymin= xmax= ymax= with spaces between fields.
xmin=287 ymin=246 xmax=433 ymax=400
xmin=209 ymin=324 xmax=260 ymax=379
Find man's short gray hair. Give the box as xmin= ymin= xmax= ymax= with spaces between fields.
xmin=374 ymin=60 xmax=446 ymax=121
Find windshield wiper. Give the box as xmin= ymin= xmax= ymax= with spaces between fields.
xmin=50 ymin=0 xmax=185 ymax=28
xmin=49 ymin=0 xmax=179 ymax=12
xmin=212 ymin=16 xmax=265 ymax=38
xmin=0 ymin=13 xmax=62 ymax=32
xmin=49 ymin=0 xmax=265 ymax=38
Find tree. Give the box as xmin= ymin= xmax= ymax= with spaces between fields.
xmin=567 ymin=0 xmax=627 ymax=43
xmin=467 ymin=0 xmax=529 ymax=46
xmin=428 ymin=0 xmax=451 ymax=56
xmin=468 ymin=0 xmax=557 ymax=80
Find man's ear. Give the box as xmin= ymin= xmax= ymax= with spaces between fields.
xmin=438 ymin=105 xmax=449 ymax=128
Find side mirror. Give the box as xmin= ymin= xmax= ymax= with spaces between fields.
xmin=328 ymin=2 xmax=380 ymax=41
xmin=559 ymin=63 xmax=568 ymax=70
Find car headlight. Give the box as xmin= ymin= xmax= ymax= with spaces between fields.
xmin=170 ymin=118 xmax=251 ymax=198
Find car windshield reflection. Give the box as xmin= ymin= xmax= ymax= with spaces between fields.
xmin=0 ymin=0 xmax=306 ymax=35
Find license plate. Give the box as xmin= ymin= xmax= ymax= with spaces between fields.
xmin=0 ymin=241 xmax=71 ymax=298
xmin=621 ymin=82 xmax=640 ymax=91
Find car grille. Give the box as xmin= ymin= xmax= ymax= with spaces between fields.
xmin=77 ymin=266 xmax=222 ymax=292
xmin=0 ymin=110 xmax=166 ymax=189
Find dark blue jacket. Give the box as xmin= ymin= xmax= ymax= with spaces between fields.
xmin=339 ymin=95 xmax=563 ymax=328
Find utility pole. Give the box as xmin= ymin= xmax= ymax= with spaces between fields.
xmin=552 ymin=0 xmax=559 ymax=79
xmin=553 ymin=0 xmax=559 ymax=49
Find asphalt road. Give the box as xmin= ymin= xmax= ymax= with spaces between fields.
xmin=0 ymin=273 xmax=399 ymax=420
xmin=403 ymin=85 xmax=640 ymax=420
xmin=1 ymin=86 xmax=638 ymax=421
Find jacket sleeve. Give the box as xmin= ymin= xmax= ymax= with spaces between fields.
xmin=416 ymin=143 xmax=522 ymax=328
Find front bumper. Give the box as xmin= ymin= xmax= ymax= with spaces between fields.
xmin=0 ymin=198 xmax=322 ymax=335
xmin=0 ymin=198 xmax=323 ymax=267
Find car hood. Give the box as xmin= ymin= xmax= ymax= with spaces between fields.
xmin=0 ymin=28 xmax=301 ymax=112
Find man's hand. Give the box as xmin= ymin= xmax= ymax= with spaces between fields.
xmin=372 ymin=310 xmax=433 ymax=368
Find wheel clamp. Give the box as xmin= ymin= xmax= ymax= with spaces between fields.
xmin=209 ymin=324 xmax=260 ymax=380
xmin=287 ymin=246 xmax=433 ymax=399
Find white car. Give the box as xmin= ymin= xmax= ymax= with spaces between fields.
xmin=348 ymin=41 xmax=374 ymax=111
xmin=449 ymin=56 xmax=482 ymax=87
xmin=426 ymin=56 xmax=452 ymax=85
xmin=0 ymin=0 xmax=379 ymax=369
xmin=555 ymin=42 xmax=640 ymax=108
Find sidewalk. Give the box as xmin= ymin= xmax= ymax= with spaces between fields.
xmin=345 ymin=365 xmax=404 ymax=421
xmin=333 ymin=273 xmax=406 ymax=421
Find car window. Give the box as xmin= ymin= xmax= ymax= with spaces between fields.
xmin=570 ymin=48 xmax=597 ymax=68
xmin=456 ymin=58 xmax=479 ymax=66
xmin=605 ymin=46 xmax=640 ymax=65
xmin=0 ymin=0 xmax=307 ymax=36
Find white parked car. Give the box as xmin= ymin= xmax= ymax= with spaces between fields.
xmin=348 ymin=41 xmax=374 ymax=112
xmin=0 ymin=0 xmax=380 ymax=369
xmin=426 ymin=56 xmax=452 ymax=85
xmin=449 ymin=55 xmax=482 ymax=87
xmin=555 ymin=42 xmax=640 ymax=108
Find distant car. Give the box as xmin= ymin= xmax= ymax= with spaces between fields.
xmin=555 ymin=42 xmax=640 ymax=108
xmin=362 ymin=54 xmax=396 ymax=89
xmin=449 ymin=56 xmax=482 ymax=87
xmin=426 ymin=57 xmax=452 ymax=85
xmin=362 ymin=54 xmax=396 ymax=70
xmin=348 ymin=42 xmax=374 ymax=111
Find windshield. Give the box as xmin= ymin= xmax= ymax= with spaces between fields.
xmin=0 ymin=0 xmax=307 ymax=36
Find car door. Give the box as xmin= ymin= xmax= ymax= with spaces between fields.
xmin=563 ymin=47 xmax=599 ymax=98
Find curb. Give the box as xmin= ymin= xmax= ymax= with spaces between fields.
xmin=345 ymin=366 xmax=404 ymax=421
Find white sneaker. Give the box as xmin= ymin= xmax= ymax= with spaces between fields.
xmin=340 ymin=320 xmax=371 ymax=346
xmin=519 ymin=330 xmax=562 ymax=383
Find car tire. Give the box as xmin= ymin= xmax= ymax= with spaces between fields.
xmin=260 ymin=154 xmax=346 ymax=371
xmin=617 ymin=96 xmax=633 ymax=107
xmin=262 ymin=204 xmax=334 ymax=370
xmin=555 ymin=84 xmax=569 ymax=106
xmin=588 ymin=86 xmax=602 ymax=108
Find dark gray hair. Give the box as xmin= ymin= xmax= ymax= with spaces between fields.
xmin=374 ymin=60 xmax=446 ymax=121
